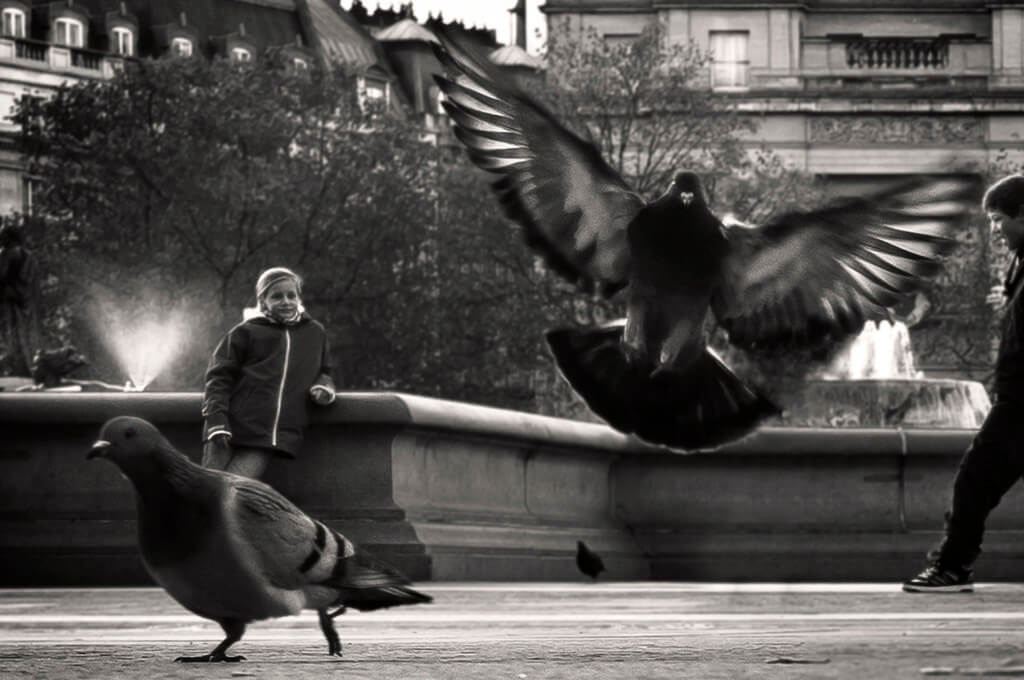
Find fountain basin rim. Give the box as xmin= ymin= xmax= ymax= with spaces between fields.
xmin=811 ymin=377 xmax=986 ymax=385
xmin=0 ymin=390 xmax=978 ymax=456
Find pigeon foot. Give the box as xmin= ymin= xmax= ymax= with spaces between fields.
xmin=318 ymin=609 xmax=344 ymax=657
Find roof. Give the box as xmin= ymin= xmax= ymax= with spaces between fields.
xmin=304 ymin=0 xmax=380 ymax=68
xmin=39 ymin=0 xmax=306 ymax=56
xmin=489 ymin=45 xmax=543 ymax=69
xmin=374 ymin=18 xmax=439 ymax=45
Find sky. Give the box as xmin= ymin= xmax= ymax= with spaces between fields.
xmin=339 ymin=0 xmax=548 ymax=53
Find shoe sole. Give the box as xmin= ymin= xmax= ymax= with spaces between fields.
xmin=902 ymin=583 xmax=974 ymax=593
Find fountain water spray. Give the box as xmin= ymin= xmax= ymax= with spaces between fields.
xmin=88 ymin=292 xmax=190 ymax=391
xmin=105 ymin=318 xmax=187 ymax=390
xmin=784 ymin=319 xmax=992 ymax=428
xmin=822 ymin=320 xmax=923 ymax=380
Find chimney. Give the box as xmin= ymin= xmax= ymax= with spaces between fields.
xmin=510 ymin=0 xmax=526 ymax=49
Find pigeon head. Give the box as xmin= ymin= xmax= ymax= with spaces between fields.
xmin=669 ymin=171 xmax=707 ymax=208
xmin=88 ymin=416 xmax=178 ymax=478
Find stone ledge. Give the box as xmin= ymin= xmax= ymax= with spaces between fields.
xmin=0 ymin=392 xmax=1010 ymax=584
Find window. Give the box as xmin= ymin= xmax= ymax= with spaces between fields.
xmin=111 ymin=26 xmax=133 ymax=56
xmin=231 ymin=47 xmax=251 ymax=62
xmin=171 ymin=37 xmax=192 ymax=57
xmin=54 ymin=17 xmax=84 ymax=48
xmin=710 ymin=31 xmax=749 ymax=90
xmin=2 ymin=8 xmax=25 ymax=38
xmin=357 ymin=76 xmax=388 ymax=113
xmin=365 ymin=81 xmax=385 ymax=101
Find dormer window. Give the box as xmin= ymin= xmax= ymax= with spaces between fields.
xmin=111 ymin=26 xmax=133 ymax=56
xmin=2 ymin=8 xmax=25 ymax=38
xmin=357 ymin=75 xmax=389 ymax=112
xmin=171 ymin=36 xmax=192 ymax=57
xmin=231 ymin=46 xmax=251 ymax=62
xmin=54 ymin=17 xmax=84 ymax=48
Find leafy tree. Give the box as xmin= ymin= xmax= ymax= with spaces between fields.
xmin=10 ymin=56 xmax=581 ymax=409
xmin=13 ymin=57 xmax=439 ymax=390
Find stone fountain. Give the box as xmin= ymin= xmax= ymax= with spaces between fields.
xmin=778 ymin=319 xmax=991 ymax=428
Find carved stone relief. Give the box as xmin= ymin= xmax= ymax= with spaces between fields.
xmin=809 ymin=116 xmax=984 ymax=144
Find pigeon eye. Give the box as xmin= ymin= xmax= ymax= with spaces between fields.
xmin=124 ymin=427 xmax=136 ymax=439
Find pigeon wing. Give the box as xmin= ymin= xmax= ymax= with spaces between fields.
xmin=433 ymin=35 xmax=644 ymax=297
xmin=710 ymin=176 xmax=978 ymax=352
xmin=229 ymin=478 xmax=333 ymax=590
xmin=229 ymin=479 xmax=429 ymax=611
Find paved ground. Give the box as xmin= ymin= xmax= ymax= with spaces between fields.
xmin=2 ymin=583 xmax=1024 ymax=679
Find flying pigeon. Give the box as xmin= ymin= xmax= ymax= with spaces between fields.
xmin=575 ymin=540 xmax=605 ymax=581
xmin=87 ymin=416 xmax=431 ymax=662
xmin=432 ymin=36 xmax=977 ymax=450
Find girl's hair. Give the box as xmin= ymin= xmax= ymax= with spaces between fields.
xmin=255 ymin=267 xmax=302 ymax=300
xmin=982 ymin=174 xmax=1024 ymax=217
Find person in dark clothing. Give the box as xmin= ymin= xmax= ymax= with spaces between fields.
xmin=201 ymin=267 xmax=336 ymax=479
xmin=903 ymin=174 xmax=1024 ymax=592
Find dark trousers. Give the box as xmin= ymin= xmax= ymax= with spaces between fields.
xmin=934 ymin=401 xmax=1024 ymax=569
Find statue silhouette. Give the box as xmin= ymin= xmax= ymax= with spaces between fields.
xmin=0 ymin=220 xmax=41 ymax=376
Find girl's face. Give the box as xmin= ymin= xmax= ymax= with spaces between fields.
xmin=988 ymin=208 xmax=1024 ymax=252
xmin=262 ymin=279 xmax=301 ymax=319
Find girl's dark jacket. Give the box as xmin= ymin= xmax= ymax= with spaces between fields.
xmin=201 ymin=314 xmax=335 ymax=457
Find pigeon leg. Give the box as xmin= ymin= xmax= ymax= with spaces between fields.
xmin=317 ymin=608 xmax=344 ymax=657
xmin=175 ymin=619 xmax=247 ymax=663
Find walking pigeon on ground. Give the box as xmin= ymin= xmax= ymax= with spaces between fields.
xmin=432 ymin=36 xmax=978 ymax=451
xmin=575 ymin=541 xmax=605 ymax=581
xmin=87 ymin=416 xmax=431 ymax=662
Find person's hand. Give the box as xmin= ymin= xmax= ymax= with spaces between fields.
xmin=210 ymin=432 xmax=231 ymax=452
xmin=310 ymin=384 xmax=336 ymax=405
xmin=987 ymin=284 xmax=1007 ymax=311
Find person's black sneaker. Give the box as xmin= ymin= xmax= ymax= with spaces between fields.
xmin=902 ymin=564 xmax=974 ymax=593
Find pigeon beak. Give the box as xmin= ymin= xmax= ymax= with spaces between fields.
xmin=87 ymin=440 xmax=111 ymax=460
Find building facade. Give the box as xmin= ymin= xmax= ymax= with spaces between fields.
xmin=0 ymin=0 xmax=533 ymax=215
xmin=541 ymin=1 xmax=1024 ymax=178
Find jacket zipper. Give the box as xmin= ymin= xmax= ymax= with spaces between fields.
xmin=272 ymin=328 xmax=291 ymax=447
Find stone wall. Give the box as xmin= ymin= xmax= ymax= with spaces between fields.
xmin=3 ymin=391 xmax=1024 ymax=584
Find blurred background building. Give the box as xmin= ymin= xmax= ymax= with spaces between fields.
xmin=0 ymin=0 xmax=539 ymax=215
xmin=541 ymin=0 xmax=1024 ymax=188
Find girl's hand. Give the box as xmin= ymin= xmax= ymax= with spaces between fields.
xmin=310 ymin=385 xmax=336 ymax=405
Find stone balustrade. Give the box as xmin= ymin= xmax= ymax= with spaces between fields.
xmin=2 ymin=391 xmax=1023 ymax=585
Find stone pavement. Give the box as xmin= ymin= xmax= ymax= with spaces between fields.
xmin=3 ymin=583 xmax=1024 ymax=679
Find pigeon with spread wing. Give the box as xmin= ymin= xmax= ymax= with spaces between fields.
xmin=88 ymin=416 xmax=431 ymax=661
xmin=432 ymin=37 xmax=977 ymax=451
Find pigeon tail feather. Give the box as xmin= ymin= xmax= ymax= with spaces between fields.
xmin=319 ymin=544 xmax=432 ymax=612
xmin=546 ymin=326 xmax=779 ymax=451
xmin=334 ymin=584 xmax=433 ymax=613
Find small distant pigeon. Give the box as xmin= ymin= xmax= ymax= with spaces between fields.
xmin=88 ymin=416 xmax=431 ymax=662
xmin=576 ymin=540 xmax=605 ymax=581
xmin=432 ymin=35 xmax=978 ymax=451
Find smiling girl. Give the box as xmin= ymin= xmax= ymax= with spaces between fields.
xmin=200 ymin=267 xmax=336 ymax=479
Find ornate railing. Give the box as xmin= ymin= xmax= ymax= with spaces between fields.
xmin=846 ymin=37 xmax=949 ymax=69
xmin=70 ymin=47 xmax=103 ymax=70
xmin=13 ymin=37 xmax=46 ymax=62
